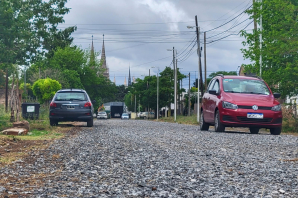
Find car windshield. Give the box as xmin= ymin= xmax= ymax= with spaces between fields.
xmin=98 ymin=112 xmax=106 ymax=114
xmin=55 ymin=92 xmax=87 ymax=101
xmin=223 ymin=79 xmax=270 ymax=95
xmin=122 ymin=113 xmax=128 ymax=116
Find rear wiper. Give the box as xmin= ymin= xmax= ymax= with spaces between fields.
xmin=69 ymin=98 xmax=85 ymax=101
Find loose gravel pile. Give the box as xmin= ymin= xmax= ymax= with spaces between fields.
xmin=0 ymin=119 xmax=298 ymax=197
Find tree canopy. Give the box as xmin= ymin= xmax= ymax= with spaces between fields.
xmin=241 ymin=0 xmax=298 ymax=97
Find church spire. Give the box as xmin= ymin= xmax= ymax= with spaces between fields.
xmin=100 ymin=34 xmax=109 ymax=79
xmin=90 ymin=35 xmax=95 ymax=69
xmin=91 ymin=35 xmax=94 ymax=56
xmin=128 ymin=65 xmax=131 ymax=86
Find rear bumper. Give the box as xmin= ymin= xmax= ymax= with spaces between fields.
xmin=49 ymin=109 xmax=93 ymax=121
xmin=97 ymin=116 xmax=107 ymax=119
xmin=220 ymin=108 xmax=282 ymax=129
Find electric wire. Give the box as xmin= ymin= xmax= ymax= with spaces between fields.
xmin=205 ymin=4 xmax=252 ymax=33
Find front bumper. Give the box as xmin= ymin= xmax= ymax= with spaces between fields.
xmin=220 ymin=108 xmax=282 ymax=128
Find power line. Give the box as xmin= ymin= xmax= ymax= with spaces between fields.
xmin=205 ymin=4 xmax=252 ymax=33
xmin=206 ymin=20 xmax=253 ymax=44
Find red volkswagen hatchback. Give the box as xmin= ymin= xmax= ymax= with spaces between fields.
xmin=200 ymin=74 xmax=282 ymax=135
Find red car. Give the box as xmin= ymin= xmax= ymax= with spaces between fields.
xmin=200 ymin=74 xmax=282 ymax=135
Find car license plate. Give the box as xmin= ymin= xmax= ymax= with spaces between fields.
xmin=66 ymin=105 xmax=75 ymax=109
xmin=247 ymin=113 xmax=263 ymax=119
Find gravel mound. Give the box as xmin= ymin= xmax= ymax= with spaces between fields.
xmin=0 ymin=119 xmax=297 ymax=197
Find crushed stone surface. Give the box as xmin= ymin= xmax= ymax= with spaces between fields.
xmin=0 ymin=119 xmax=297 ymax=197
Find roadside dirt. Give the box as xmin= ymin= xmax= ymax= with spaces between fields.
xmin=0 ymin=123 xmax=85 ymax=197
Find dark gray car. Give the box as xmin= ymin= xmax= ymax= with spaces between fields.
xmin=49 ymin=89 xmax=94 ymax=127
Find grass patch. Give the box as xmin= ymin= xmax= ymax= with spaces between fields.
xmin=0 ymin=152 xmax=25 ymax=165
xmin=157 ymin=115 xmax=199 ymax=125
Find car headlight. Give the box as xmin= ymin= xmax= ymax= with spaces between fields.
xmin=222 ymin=101 xmax=238 ymax=109
xmin=271 ymin=104 xmax=281 ymax=111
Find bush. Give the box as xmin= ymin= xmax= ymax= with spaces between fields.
xmin=32 ymin=78 xmax=61 ymax=104
xmin=282 ymin=104 xmax=298 ymax=133
xmin=0 ymin=104 xmax=12 ymax=131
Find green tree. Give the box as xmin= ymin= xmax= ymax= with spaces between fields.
xmin=241 ymin=0 xmax=298 ymax=97
xmin=0 ymin=0 xmax=76 ymax=66
xmin=128 ymin=66 xmax=186 ymax=116
xmin=32 ymin=78 xmax=61 ymax=104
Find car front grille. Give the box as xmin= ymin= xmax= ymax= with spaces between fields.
xmin=222 ymin=115 xmax=235 ymax=122
xmin=236 ymin=117 xmax=272 ymax=123
xmin=238 ymin=105 xmax=272 ymax=110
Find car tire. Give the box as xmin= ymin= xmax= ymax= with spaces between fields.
xmin=200 ymin=111 xmax=209 ymax=131
xmin=270 ymin=127 xmax=281 ymax=135
xmin=87 ymin=119 xmax=93 ymax=127
xmin=50 ymin=119 xmax=58 ymax=126
xmin=214 ymin=110 xmax=225 ymax=132
xmin=249 ymin=127 xmax=259 ymax=134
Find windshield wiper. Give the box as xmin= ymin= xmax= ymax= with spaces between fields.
xmin=241 ymin=92 xmax=266 ymax=95
xmin=225 ymin=90 xmax=241 ymax=93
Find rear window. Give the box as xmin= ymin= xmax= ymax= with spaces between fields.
xmin=55 ymin=92 xmax=87 ymax=101
xmin=98 ymin=112 xmax=106 ymax=115
xmin=122 ymin=113 xmax=128 ymax=116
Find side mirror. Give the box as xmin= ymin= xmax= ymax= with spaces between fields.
xmin=92 ymin=100 xmax=96 ymax=104
xmin=273 ymin=93 xmax=281 ymax=99
xmin=209 ymin=90 xmax=217 ymax=95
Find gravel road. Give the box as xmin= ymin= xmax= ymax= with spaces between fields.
xmin=0 ymin=119 xmax=298 ymax=197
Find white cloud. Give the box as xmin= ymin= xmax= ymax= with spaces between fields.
xmin=138 ymin=0 xmax=191 ymax=31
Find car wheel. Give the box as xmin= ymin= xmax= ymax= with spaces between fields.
xmin=87 ymin=119 xmax=93 ymax=127
xmin=249 ymin=127 xmax=259 ymax=134
xmin=214 ymin=110 xmax=225 ymax=132
xmin=270 ymin=127 xmax=281 ymax=135
xmin=50 ymin=119 xmax=58 ymax=126
xmin=200 ymin=111 xmax=209 ymax=131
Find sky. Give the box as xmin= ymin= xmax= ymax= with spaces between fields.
xmin=59 ymin=0 xmax=254 ymax=89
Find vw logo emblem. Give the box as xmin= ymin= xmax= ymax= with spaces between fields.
xmin=252 ymin=105 xmax=258 ymax=111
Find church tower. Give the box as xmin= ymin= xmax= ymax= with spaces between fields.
xmin=128 ymin=66 xmax=131 ymax=86
xmin=100 ymin=34 xmax=109 ymax=79
xmin=90 ymin=35 xmax=96 ymax=70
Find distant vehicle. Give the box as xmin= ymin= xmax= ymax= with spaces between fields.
xmin=49 ymin=89 xmax=94 ymax=127
xmin=97 ymin=111 xmax=107 ymax=119
xmin=200 ymin=74 xmax=282 ymax=135
xmin=114 ymin=113 xmax=121 ymax=117
xmin=121 ymin=113 xmax=129 ymax=120
xmin=139 ymin=112 xmax=155 ymax=119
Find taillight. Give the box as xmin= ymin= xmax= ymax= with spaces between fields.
xmin=50 ymin=102 xmax=57 ymax=108
xmin=84 ymin=102 xmax=92 ymax=107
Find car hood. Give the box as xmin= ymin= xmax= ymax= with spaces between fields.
xmin=223 ymin=92 xmax=279 ymax=106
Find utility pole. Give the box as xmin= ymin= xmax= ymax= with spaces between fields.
xmin=188 ymin=72 xmax=191 ymax=116
xmin=5 ymin=68 xmax=8 ymax=112
xmin=195 ymin=15 xmax=201 ymax=123
xmin=24 ymin=66 xmax=26 ymax=99
xmin=157 ymin=68 xmax=159 ymax=120
xmin=148 ymin=69 xmax=150 ymax=119
xmin=174 ymin=48 xmax=177 ymax=121
xmin=204 ymin=32 xmax=207 ymax=91
xmin=181 ymin=79 xmax=183 ymax=115
xmin=134 ymin=94 xmax=136 ymax=113
xmin=259 ymin=0 xmax=262 ymax=77
xmin=253 ymin=0 xmax=257 ymax=32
